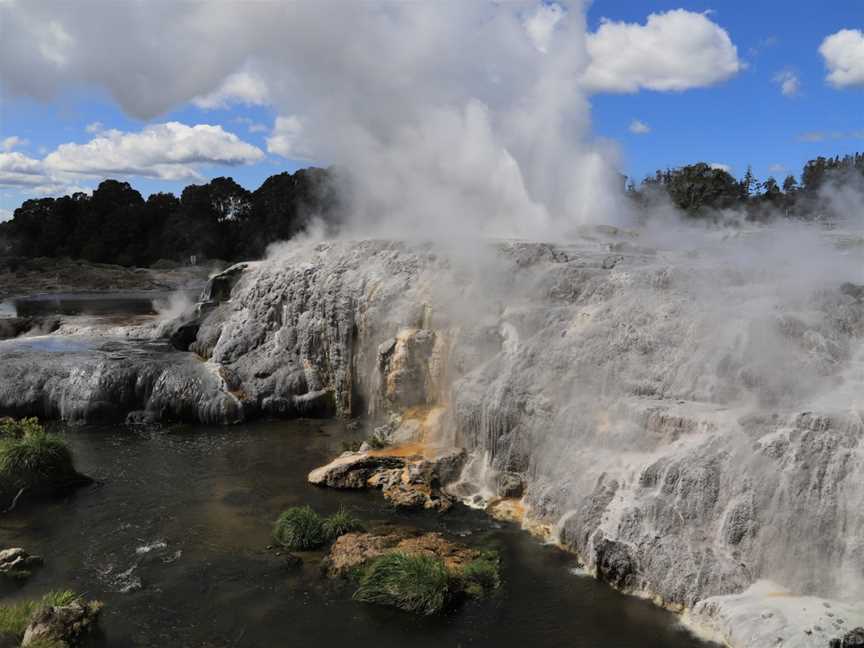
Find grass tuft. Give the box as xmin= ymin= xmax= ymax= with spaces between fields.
xmin=0 ymin=589 xmax=79 ymax=638
xmin=0 ymin=418 xmax=79 ymax=501
xmin=272 ymin=506 xmax=326 ymax=550
xmin=459 ymin=550 xmax=501 ymax=597
xmin=353 ymin=553 xmax=450 ymax=615
xmin=322 ymin=506 xmax=365 ymax=542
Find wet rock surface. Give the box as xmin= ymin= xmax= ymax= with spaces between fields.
xmin=324 ymin=529 xmax=480 ymax=578
xmin=0 ymin=338 xmax=241 ymax=424
xmin=310 ymin=447 xmax=466 ymax=511
xmin=308 ymin=452 xmax=406 ymax=489
xmin=0 ymin=548 xmax=43 ymax=580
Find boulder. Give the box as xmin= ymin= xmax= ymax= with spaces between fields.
xmin=308 ymin=452 xmax=405 ymax=489
xmin=0 ymin=548 xmax=43 ymax=579
xmin=21 ymin=599 xmax=102 ymax=647
xmin=382 ymin=481 xmax=454 ymax=512
xmin=310 ymin=447 xmax=465 ymax=511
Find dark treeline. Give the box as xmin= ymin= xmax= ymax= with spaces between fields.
xmin=628 ymin=152 xmax=864 ymax=220
xmin=0 ymin=167 xmax=338 ymax=267
xmin=1 ymin=153 xmax=863 ymax=268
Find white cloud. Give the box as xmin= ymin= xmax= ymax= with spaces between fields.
xmin=709 ymin=162 xmax=732 ymax=173
xmin=0 ymin=151 xmax=90 ymax=197
xmin=266 ymin=116 xmax=311 ymax=159
xmin=85 ymin=121 xmax=104 ymax=134
xmin=524 ymin=3 xmax=564 ymax=54
xmin=0 ymin=151 xmax=47 ymax=186
xmin=768 ymin=164 xmax=786 ymax=175
xmin=584 ymin=10 xmax=742 ymax=93
xmin=0 ymin=208 xmax=12 ymax=222
xmin=820 ymin=29 xmax=864 ymax=89
xmin=773 ymin=69 xmax=800 ymax=97
xmin=44 ymin=122 xmax=264 ymax=181
xmin=192 ymin=71 xmax=270 ymax=110
xmin=0 ymin=122 xmax=262 ymax=195
xmin=1 ymin=136 xmax=27 ymax=152
xmin=628 ymin=119 xmax=651 ymax=134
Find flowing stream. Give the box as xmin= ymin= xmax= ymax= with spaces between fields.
xmin=0 ymin=421 xmax=714 ymax=647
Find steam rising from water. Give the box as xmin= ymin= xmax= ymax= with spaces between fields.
xmin=283 ymin=0 xmax=628 ymax=238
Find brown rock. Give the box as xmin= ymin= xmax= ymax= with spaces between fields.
xmin=307 ymin=452 xmax=405 ymax=488
xmin=21 ymin=599 xmax=102 ymax=647
xmin=324 ymin=529 xmax=479 ymax=578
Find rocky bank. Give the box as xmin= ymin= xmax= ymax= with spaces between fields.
xmin=1 ymin=232 xmax=862 ymax=647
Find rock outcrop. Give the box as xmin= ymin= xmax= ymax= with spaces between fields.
xmin=309 ymin=446 xmax=466 ymax=511
xmin=0 ymin=337 xmax=241 ymax=424
xmin=21 ymin=599 xmax=102 ymax=647
xmin=0 ymin=548 xmax=43 ymax=580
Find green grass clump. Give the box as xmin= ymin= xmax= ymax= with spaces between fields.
xmin=272 ymin=506 xmax=326 ymax=550
xmin=0 ymin=418 xmax=79 ymax=500
xmin=353 ymin=553 xmax=451 ymax=615
xmin=340 ymin=440 xmax=362 ymax=453
xmin=0 ymin=590 xmax=79 ymax=638
xmin=459 ymin=550 xmax=501 ymax=598
xmin=322 ymin=506 xmax=365 ymax=542
xmin=365 ymin=434 xmax=389 ymax=450
xmin=0 ymin=417 xmax=44 ymax=439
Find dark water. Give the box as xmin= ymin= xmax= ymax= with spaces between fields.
xmin=1 ymin=290 xmax=200 ymax=318
xmin=0 ymin=421 xmax=713 ymax=648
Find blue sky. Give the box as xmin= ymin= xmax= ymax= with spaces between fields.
xmin=0 ymin=1 xmax=861 ymax=218
xmin=588 ymin=1 xmax=863 ymax=183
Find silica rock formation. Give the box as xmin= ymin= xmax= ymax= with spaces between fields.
xmin=0 ymin=229 xmax=861 ymax=646
xmin=187 ymin=233 xmax=864 ymax=646
xmin=0 ymin=337 xmax=240 ymax=424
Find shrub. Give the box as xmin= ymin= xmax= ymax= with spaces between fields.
xmin=0 ymin=417 xmax=44 ymax=439
xmin=353 ymin=553 xmax=450 ymax=615
xmin=459 ymin=550 xmax=501 ymax=597
xmin=322 ymin=506 xmax=365 ymax=542
xmin=0 ymin=590 xmax=79 ymax=638
xmin=0 ymin=419 xmax=79 ymax=501
xmin=366 ymin=434 xmax=389 ymax=450
xmin=272 ymin=506 xmax=325 ymax=550
xmin=340 ymin=440 xmax=362 ymax=453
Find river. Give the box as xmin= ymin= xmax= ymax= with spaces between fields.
xmin=1 ymin=420 xmax=714 ymax=647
